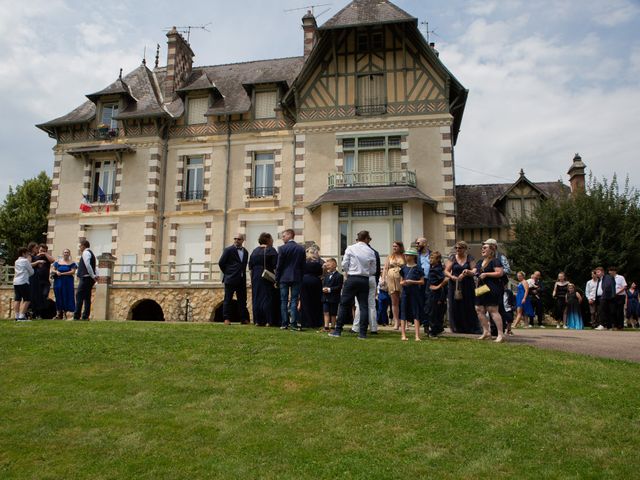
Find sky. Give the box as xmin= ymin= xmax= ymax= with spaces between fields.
xmin=0 ymin=0 xmax=639 ymax=201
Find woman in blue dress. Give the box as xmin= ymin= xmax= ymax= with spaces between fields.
xmin=399 ymin=248 xmax=425 ymax=341
xmin=625 ymin=282 xmax=639 ymax=328
xmin=52 ymin=248 xmax=77 ymax=319
xmin=565 ymin=283 xmax=583 ymax=329
xmin=512 ymin=271 xmax=534 ymax=328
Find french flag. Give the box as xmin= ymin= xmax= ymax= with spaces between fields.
xmin=79 ymin=196 xmax=92 ymax=213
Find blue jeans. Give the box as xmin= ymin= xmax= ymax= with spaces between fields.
xmin=279 ymin=282 xmax=300 ymax=328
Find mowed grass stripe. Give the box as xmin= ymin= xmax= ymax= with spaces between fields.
xmin=1 ymin=320 xmax=638 ymax=479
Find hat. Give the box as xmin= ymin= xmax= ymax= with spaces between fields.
xmin=404 ymin=248 xmax=419 ymax=256
xmin=483 ymin=238 xmax=498 ymax=246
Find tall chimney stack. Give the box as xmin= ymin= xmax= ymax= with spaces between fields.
xmin=567 ymin=153 xmax=586 ymax=195
xmin=302 ymin=11 xmax=317 ymax=57
xmin=163 ymin=27 xmax=195 ymax=101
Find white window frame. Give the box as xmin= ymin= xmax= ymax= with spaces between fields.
xmin=101 ymin=103 xmax=119 ymax=129
xmin=184 ymin=157 xmax=204 ymax=201
xmin=92 ymin=160 xmax=116 ymax=202
xmin=252 ymin=152 xmax=275 ymax=197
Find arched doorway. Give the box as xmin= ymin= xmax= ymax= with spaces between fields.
xmin=129 ymin=299 xmax=165 ymax=321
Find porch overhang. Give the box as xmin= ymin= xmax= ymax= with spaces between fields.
xmin=307 ymin=186 xmax=437 ymax=211
xmin=67 ymin=144 xmax=135 ymax=162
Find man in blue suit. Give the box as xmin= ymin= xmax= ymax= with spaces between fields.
xmin=218 ymin=233 xmax=250 ymax=325
xmin=275 ymin=228 xmax=306 ymax=331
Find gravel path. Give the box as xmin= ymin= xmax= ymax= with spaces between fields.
xmin=465 ymin=327 xmax=640 ymax=363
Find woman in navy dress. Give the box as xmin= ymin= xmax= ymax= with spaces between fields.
xmin=445 ymin=241 xmax=480 ymax=333
xmin=552 ymin=272 xmax=569 ymax=328
xmin=52 ymin=248 xmax=77 ymax=319
xmin=425 ymin=251 xmax=448 ymax=337
xmin=248 ymin=233 xmax=279 ymax=326
xmin=299 ymin=246 xmax=324 ymax=329
xmin=473 ymin=239 xmax=505 ymax=343
xmin=625 ymin=282 xmax=639 ymax=328
xmin=400 ymin=248 xmax=425 ymax=341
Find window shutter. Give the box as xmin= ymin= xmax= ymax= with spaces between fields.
xmin=359 ymin=150 xmax=385 ymax=171
xmin=255 ymin=91 xmax=277 ymax=119
xmin=388 ymin=149 xmax=401 ymax=171
xmin=187 ymin=97 xmax=209 ymax=125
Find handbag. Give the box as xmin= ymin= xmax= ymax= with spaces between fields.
xmin=475 ymin=284 xmax=490 ymax=297
xmin=454 ymin=279 xmax=463 ymax=300
xmin=261 ymin=248 xmax=276 ymax=284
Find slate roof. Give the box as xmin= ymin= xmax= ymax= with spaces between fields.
xmin=320 ymin=0 xmax=417 ymax=30
xmin=307 ymin=185 xmax=436 ymax=211
xmin=456 ymin=181 xmax=570 ymax=228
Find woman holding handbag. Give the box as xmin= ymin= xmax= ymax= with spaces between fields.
xmin=445 ymin=241 xmax=480 ymax=334
xmin=472 ymin=238 xmax=506 ymax=343
xmin=249 ymin=233 xmax=280 ymax=326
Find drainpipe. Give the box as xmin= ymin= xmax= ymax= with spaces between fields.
xmin=222 ymin=115 xmax=231 ymax=245
xmin=156 ymin=120 xmax=171 ymax=264
xmin=291 ymin=135 xmax=297 ymax=229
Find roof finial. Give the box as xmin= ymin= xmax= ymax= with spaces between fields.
xmin=119 ymin=68 xmax=123 ymax=80
xmin=519 ymin=168 xmax=525 ymax=177
xmin=142 ymin=45 xmax=147 ymax=66
xmin=155 ymin=43 xmax=160 ymax=69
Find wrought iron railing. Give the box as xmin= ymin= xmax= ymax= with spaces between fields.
xmin=91 ymin=193 xmax=118 ymax=203
xmin=180 ymin=190 xmax=205 ymax=201
xmin=248 ymin=186 xmax=278 ymax=198
xmin=92 ymin=127 xmax=120 ymax=140
xmin=328 ymin=170 xmax=416 ymax=189
xmin=356 ymin=104 xmax=387 ymax=115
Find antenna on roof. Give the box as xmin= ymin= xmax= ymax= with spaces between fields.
xmin=162 ymin=23 xmax=212 ymax=43
xmin=142 ymin=45 xmax=147 ymax=66
xmin=119 ymin=68 xmax=123 ymax=80
xmin=284 ymin=3 xmax=332 ymax=16
xmin=420 ymin=21 xmax=445 ymax=43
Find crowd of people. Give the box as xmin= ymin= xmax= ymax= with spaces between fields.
xmin=11 ymin=231 xmax=638 ymax=337
xmin=12 ymin=240 xmax=96 ymax=321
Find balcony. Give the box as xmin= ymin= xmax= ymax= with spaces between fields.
xmin=355 ymin=104 xmax=387 ymax=116
xmin=328 ymin=170 xmax=416 ymax=189
xmin=91 ymin=193 xmax=118 ymax=203
xmin=92 ymin=127 xmax=120 ymax=140
xmin=248 ymin=186 xmax=278 ymax=198
xmin=180 ymin=190 xmax=205 ymax=201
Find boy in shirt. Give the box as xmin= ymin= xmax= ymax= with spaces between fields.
xmin=13 ymin=247 xmax=34 ymax=321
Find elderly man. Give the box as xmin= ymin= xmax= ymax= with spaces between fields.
xmin=352 ymin=236 xmax=380 ymax=335
xmin=218 ymin=233 xmax=250 ymax=325
xmin=329 ymin=230 xmax=377 ymax=339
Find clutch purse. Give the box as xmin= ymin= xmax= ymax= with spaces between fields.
xmin=475 ymin=284 xmax=490 ymax=297
xmin=261 ymin=269 xmax=276 ymax=284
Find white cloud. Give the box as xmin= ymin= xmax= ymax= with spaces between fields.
xmin=589 ymin=0 xmax=640 ymax=27
xmin=76 ymin=23 xmax=118 ymax=49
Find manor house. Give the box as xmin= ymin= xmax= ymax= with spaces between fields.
xmin=37 ymin=0 xmax=467 ymax=270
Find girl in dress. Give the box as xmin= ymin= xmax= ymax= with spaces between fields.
xmin=512 ymin=271 xmax=534 ymax=328
xmin=52 ymin=248 xmax=77 ymax=319
xmin=381 ymin=241 xmax=405 ymax=330
xmin=552 ymin=272 xmax=569 ymax=328
xmin=565 ymin=283 xmax=583 ymax=330
xmin=399 ymin=248 xmax=425 ymax=341
xmin=625 ymin=282 xmax=639 ymax=328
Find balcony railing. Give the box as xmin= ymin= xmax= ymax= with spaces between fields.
xmin=91 ymin=193 xmax=118 ymax=203
xmin=248 ymin=186 xmax=278 ymax=198
xmin=328 ymin=170 xmax=417 ymax=189
xmin=356 ymin=103 xmax=387 ymax=116
xmin=180 ymin=190 xmax=205 ymax=201
xmin=92 ymin=127 xmax=120 ymax=140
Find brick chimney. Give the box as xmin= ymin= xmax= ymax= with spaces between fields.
xmin=302 ymin=11 xmax=317 ymax=57
xmin=567 ymin=153 xmax=586 ymax=194
xmin=164 ymin=26 xmax=195 ymax=101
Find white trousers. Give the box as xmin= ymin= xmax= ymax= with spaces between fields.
xmin=353 ymin=275 xmax=378 ymax=332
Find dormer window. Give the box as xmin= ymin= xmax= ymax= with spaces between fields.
xmin=101 ymin=103 xmax=119 ymax=130
xmin=187 ymin=96 xmax=209 ymax=125
xmin=254 ymin=91 xmax=277 ymax=119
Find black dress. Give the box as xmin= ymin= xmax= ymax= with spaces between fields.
xmin=300 ymin=260 xmax=324 ymax=328
xmin=447 ymin=255 xmax=481 ymax=333
xmin=474 ymin=257 xmax=504 ymax=307
xmin=249 ymin=246 xmax=280 ymax=326
xmin=553 ymin=282 xmax=569 ymax=320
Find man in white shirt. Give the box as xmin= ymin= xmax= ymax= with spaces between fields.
xmin=329 ymin=230 xmax=376 ymax=339
xmin=611 ymin=266 xmax=627 ymax=330
xmin=13 ymin=246 xmax=34 ymax=321
xmin=74 ymin=240 xmax=97 ymax=320
xmin=585 ymin=270 xmax=600 ymax=328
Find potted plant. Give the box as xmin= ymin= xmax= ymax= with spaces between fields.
xmin=97 ymin=123 xmax=109 ymax=137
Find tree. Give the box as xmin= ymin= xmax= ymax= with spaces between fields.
xmin=0 ymin=172 xmax=52 ymax=264
xmin=507 ymin=174 xmax=640 ymax=293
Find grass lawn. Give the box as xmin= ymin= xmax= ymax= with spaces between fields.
xmin=1 ymin=320 xmax=639 ymax=479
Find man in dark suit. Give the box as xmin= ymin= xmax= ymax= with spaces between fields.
xmin=597 ymin=266 xmax=616 ymax=330
xmin=218 ymin=233 xmax=250 ymax=325
xmin=275 ymin=228 xmax=306 ymax=330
